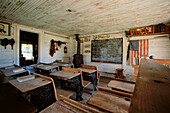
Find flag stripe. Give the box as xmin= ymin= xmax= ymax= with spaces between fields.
xmin=147 ymin=39 xmax=149 ymax=56
xmin=140 ymin=40 xmax=142 ymax=58
xmin=129 ymin=39 xmax=149 ymax=65
xmin=143 ymin=39 xmax=145 ymax=55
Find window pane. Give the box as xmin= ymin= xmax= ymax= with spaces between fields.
xmin=22 ymin=44 xmax=33 ymax=60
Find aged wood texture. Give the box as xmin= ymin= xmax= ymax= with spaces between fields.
xmin=0 ymin=67 xmax=28 ymax=76
xmin=0 ymin=0 xmax=169 ymax=36
xmin=40 ymin=101 xmax=83 ymax=113
xmin=9 ymin=77 xmax=51 ymax=92
xmin=50 ymin=70 xmax=80 ymax=79
xmin=129 ymin=59 xmax=170 ymax=113
xmin=87 ymin=91 xmax=130 ymax=113
xmin=98 ymin=87 xmax=133 ymax=98
xmin=78 ymin=67 xmax=96 ymax=74
xmin=107 ymin=80 xmax=135 ymax=93
xmin=59 ymin=95 xmax=102 ymax=113
xmin=56 ymin=88 xmax=73 ymax=98
xmin=133 ymin=59 xmax=170 ymax=81
xmin=31 ymin=64 xmax=59 ymax=71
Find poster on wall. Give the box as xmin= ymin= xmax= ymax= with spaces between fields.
xmin=0 ymin=21 xmax=10 ymax=36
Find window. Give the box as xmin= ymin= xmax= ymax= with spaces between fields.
xmin=21 ymin=44 xmax=33 ymax=60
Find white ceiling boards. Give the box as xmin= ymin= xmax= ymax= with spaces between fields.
xmin=0 ymin=0 xmax=170 ymax=36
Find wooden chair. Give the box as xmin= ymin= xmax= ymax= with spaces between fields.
xmin=61 ymin=67 xmax=90 ymax=88
xmin=81 ymin=64 xmax=100 ymax=83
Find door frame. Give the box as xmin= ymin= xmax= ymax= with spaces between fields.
xmin=14 ymin=24 xmax=43 ymax=66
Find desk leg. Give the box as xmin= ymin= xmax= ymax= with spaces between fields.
xmin=90 ymin=72 xmax=98 ymax=93
xmin=69 ymin=76 xmax=84 ymax=101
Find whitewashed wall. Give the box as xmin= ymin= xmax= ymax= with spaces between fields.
xmin=0 ymin=22 xmax=71 ymax=67
xmin=149 ymin=36 xmax=170 ymax=59
xmin=0 ymin=22 xmax=14 ymax=68
xmin=41 ymin=33 xmax=70 ymax=63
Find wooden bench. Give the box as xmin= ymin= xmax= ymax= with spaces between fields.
xmin=87 ymin=87 xmax=132 ymax=113
xmin=107 ymin=79 xmax=135 ymax=93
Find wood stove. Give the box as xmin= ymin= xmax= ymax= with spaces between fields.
xmin=73 ymin=34 xmax=83 ymax=68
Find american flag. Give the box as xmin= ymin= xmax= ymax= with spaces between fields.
xmin=128 ymin=39 xmax=149 ymax=65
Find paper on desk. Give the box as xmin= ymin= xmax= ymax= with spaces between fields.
xmin=17 ymin=75 xmax=35 ymax=82
xmin=13 ymin=68 xmax=25 ymax=73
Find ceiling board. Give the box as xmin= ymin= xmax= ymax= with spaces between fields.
xmin=0 ymin=0 xmax=169 ymax=36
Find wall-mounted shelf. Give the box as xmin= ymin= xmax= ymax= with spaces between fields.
xmin=126 ymin=31 xmax=170 ymax=38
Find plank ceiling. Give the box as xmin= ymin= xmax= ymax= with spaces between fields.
xmin=0 ymin=0 xmax=170 ymax=36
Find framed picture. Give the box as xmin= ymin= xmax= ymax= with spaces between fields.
xmin=0 ymin=21 xmax=10 ymax=36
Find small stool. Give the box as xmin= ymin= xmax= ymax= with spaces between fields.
xmin=116 ymin=69 xmax=124 ymax=79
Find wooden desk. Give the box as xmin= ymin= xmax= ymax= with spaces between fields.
xmin=50 ymin=70 xmax=84 ymax=100
xmin=0 ymin=65 xmax=28 ymax=83
xmin=129 ymin=59 xmax=170 ymax=113
xmin=9 ymin=77 xmax=51 ymax=92
xmin=78 ymin=67 xmax=97 ymax=92
xmin=0 ymin=83 xmax=37 ymax=113
xmin=50 ymin=70 xmax=80 ymax=79
xmin=52 ymin=62 xmax=74 ymax=70
xmin=78 ymin=67 xmax=96 ymax=74
xmin=0 ymin=67 xmax=27 ymax=76
xmin=9 ymin=77 xmax=55 ymax=111
xmin=107 ymin=80 xmax=135 ymax=93
xmin=30 ymin=64 xmax=59 ymax=75
xmin=87 ymin=91 xmax=130 ymax=112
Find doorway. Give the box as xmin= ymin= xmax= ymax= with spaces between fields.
xmin=20 ymin=30 xmax=38 ymax=66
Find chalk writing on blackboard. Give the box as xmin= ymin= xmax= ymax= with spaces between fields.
xmin=91 ymin=38 xmax=123 ymax=63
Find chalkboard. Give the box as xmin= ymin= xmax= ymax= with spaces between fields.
xmin=91 ymin=38 xmax=123 ymax=63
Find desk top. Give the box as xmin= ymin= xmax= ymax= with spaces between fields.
xmin=52 ymin=62 xmax=73 ymax=67
xmin=30 ymin=64 xmax=59 ymax=71
xmin=107 ymin=80 xmax=135 ymax=93
xmin=78 ymin=68 xmax=96 ymax=74
xmin=50 ymin=70 xmax=80 ymax=79
xmin=87 ymin=91 xmax=130 ymax=112
xmin=129 ymin=59 xmax=170 ymax=113
xmin=0 ymin=66 xmax=27 ymax=76
xmin=9 ymin=77 xmax=51 ymax=92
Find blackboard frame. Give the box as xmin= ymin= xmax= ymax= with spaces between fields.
xmin=91 ymin=38 xmax=123 ymax=64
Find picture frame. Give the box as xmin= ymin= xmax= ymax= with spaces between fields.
xmin=0 ymin=21 xmax=10 ymax=36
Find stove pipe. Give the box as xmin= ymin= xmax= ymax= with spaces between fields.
xmin=75 ymin=34 xmax=80 ymax=54
xmin=73 ymin=34 xmax=83 ymax=68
